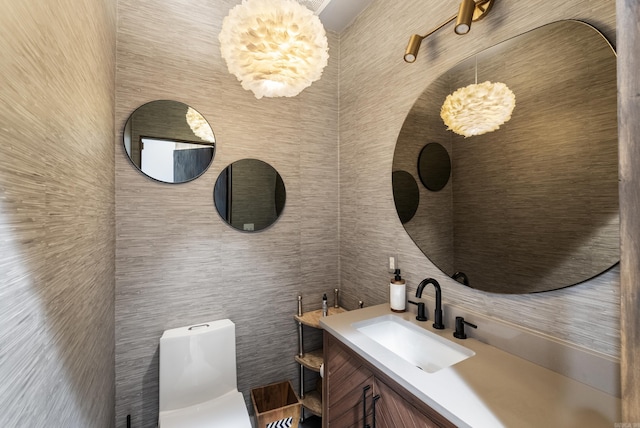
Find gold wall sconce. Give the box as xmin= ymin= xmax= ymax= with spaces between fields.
xmin=404 ymin=0 xmax=495 ymax=63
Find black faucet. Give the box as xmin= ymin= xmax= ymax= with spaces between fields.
xmin=416 ymin=278 xmax=445 ymax=329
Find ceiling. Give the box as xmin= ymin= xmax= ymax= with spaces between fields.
xmin=300 ymin=0 xmax=375 ymax=33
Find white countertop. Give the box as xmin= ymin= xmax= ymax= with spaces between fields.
xmin=320 ymin=304 xmax=621 ymax=428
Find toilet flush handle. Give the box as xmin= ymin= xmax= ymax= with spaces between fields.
xmin=188 ymin=323 xmax=210 ymax=331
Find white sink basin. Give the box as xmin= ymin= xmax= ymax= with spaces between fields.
xmin=353 ymin=315 xmax=475 ymax=373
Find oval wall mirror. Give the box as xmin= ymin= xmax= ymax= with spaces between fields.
xmin=214 ymin=159 xmax=286 ymax=232
xmin=393 ymin=20 xmax=619 ymax=294
xmin=123 ymin=100 xmax=215 ymax=183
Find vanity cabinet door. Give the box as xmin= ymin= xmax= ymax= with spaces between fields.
xmin=323 ymin=333 xmax=374 ymax=427
xmin=373 ymin=378 xmax=447 ymax=428
xmin=323 ymin=332 xmax=456 ymax=428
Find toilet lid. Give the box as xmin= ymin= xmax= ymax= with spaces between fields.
xmin=159 ymin=390 xmax=252 ymax=428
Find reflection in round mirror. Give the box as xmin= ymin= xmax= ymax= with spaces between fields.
xmin=418 ymin=143 xmax=451 ymax=191
xmin=214 ymin=159 xmax=286 ymax=232
xmin=123 ymin=100 xmax=215 ymax=183
xmin=392 ymin=171 xmax=419 ymax=224
xmin=392 ymin=20 xmax=619 ymax=294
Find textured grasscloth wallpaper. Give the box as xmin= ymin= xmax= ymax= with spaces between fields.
xmin=115 ymin=1 xmax=339 ymax=426
xmin=338 ymin=0 xmax=619 ymax=360
xmin=0 ymin=1 xmax=116 ymax=427
xmin=0 ymin=0 xmax=624 ymax=426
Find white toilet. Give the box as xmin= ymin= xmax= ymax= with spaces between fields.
xmin=158 ymin=319 xmax=252 ymax=428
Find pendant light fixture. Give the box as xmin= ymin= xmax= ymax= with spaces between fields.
xmin=219 ymin=0 xmax=329 ymax=99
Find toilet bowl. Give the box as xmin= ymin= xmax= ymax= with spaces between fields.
xmin=158 ymin=319 xmax=252 ymax=428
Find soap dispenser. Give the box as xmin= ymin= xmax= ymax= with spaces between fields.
xmin=389 ymin=269 xmax=406 ymax=312
xmin=322 ymin=293 xmax=328 ymax=317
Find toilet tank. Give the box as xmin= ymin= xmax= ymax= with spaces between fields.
xmin=159 ymin=319 xmax=239 ymax=412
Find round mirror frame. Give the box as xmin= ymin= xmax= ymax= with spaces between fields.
xmin=213 ymin=159 xmax=286 ymax=232
xmin=123 ymin=100 xmax=216 ymax=184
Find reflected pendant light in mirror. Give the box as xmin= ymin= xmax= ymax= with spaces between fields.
xmin=123 ymin=100 xmax=216 ymax=183
xmin=441 ymin=80 xmax=516 ymax=137
xmin=214 ymin=159 xmax=286 ymax=232
xmin=440 ymin=56 xmax=515 ymax=138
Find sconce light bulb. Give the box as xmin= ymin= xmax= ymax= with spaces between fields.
xmin=455 ymin=23 xmax=470 ymax=35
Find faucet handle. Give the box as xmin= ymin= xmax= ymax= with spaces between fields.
xmin=453 ymin=316 xmax=477 ymax=339
xmin=407 ymin=300 xmax=428 ymax=322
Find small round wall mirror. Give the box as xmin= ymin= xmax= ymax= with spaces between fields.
xmin=123 ymin=100 xmax=216 ymax=183
xmin=392 ymin=170 xmax=419 ymax=224
xmin=213 ymin=159 xmax=286 ymax=232
xmin=418 ymin=143 xmax=451 ymax=191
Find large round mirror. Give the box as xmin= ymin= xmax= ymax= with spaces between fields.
xmin=393 ymin=20 xmax=619 ymax=294
xmin=214 ymin=159 xmax=286 ymax=232
xmin=123 ymin=100 xmax=215 ymax=183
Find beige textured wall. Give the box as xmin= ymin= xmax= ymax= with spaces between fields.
xmin=0 ymin=1 xmax=116 ymax=427
xmin=339 ymin=0 xmax=619 ymax=356
xmin=115 ymin=1 xmax=339 ymax=426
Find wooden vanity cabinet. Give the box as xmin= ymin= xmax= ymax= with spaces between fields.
xmin=322 ymin=331 xmax=374 ymax=427
xmin=323 ymin=332 xmax=456 ymax=428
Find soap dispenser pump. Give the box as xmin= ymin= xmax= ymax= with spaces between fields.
xmin=389 ymin=269 xmax=406 ymax=312
xmin=322 ymin=293 xmax=328 ymax=317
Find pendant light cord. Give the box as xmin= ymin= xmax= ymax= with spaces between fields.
xmin=475 ymin=55 xmax=478 ymax=84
